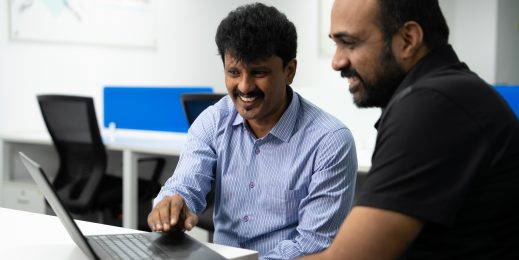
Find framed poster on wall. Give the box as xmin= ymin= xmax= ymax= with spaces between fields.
xmin=9 ymin=0 xmax=157 ymax=48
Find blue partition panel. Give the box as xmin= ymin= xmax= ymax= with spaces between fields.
xmin=104 ymin=86 xmax=213 ymax=132
xmin=495 ymin=85 xmax=519 ymax=118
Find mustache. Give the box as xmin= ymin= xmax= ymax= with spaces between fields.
xmin=233 ymin=89 xmax=264 ymax=99
xmin=340 ymin=68 xmax=361 ymax=79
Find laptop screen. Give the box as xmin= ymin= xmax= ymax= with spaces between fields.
xmin=19 ymin=152 xmax=98 ymax=259
xmin=19 ymin=152 xmax=230 ymax=260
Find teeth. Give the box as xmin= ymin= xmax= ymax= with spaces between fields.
xmin=240 ymin=96 xmax=257 ymax=102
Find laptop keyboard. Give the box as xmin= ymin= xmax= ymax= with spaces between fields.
xmin=90 ymin=233 xmax=168 ymax=260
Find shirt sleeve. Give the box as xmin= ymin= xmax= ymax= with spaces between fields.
xmin=153 ymin=106 xmax=218 ymax=213
xmin=262 ymin=128 xmax=358 ymax=259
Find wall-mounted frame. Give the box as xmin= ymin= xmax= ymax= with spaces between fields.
xmin=9 ymin=0 xmax=157 ymax=49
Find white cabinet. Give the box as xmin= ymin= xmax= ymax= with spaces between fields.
xmin=0 ymin=138 xmax=58 ymax=213
xmin=2 ymin=181 xmax=46 ymax=213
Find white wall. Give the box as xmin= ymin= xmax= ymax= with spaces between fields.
xmin=496 ymin=0 xmax=519 ymax=85
xmin=0 ymin=0 xmax=505 ymax=153
xmin=0 ymin=0 xmax=245 ymax=133
xmin=440 ymin=0 xmax=498 ymax=83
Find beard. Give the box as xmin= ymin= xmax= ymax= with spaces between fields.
xmin=341 ymin=42 xmax=407 ymax=108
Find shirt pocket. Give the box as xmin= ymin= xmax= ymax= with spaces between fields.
xmin=266 ymin=188 xmax=307 ymax=225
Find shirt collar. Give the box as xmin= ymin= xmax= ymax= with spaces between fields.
xmin=232 ymin=86 xmax=299 ymax=142
xmin=394 ymin=44 xmax=460 ymax=96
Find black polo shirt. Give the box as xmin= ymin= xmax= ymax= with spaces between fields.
xmin=357 ymin=45 xmax=519 ymax=259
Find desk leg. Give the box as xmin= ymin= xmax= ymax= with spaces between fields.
xmin=122 ymin=150 xmax=138 ymax=229
xmin=1 ymin=141 xmax=7 ymax=183
xmin=0 ymin=141 xmax=6 ymax=202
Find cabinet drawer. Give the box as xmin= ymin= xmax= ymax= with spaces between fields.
xmin=1 ymin=182 xmax=46 ymax=213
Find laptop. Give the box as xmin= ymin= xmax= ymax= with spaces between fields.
xmin=19 ymin=152 xmax=226 ymax=260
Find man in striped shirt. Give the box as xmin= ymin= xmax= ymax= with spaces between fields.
xmin=148 ymin=3 xmax=357 ymax=259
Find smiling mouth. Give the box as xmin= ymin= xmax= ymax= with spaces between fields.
xmin=239 ymin=95 xmax=258 ymax=102
xmin=236 ymin=94 xmax=263 ymax=111
xmin=348 ymin=77 xmax=361 ymax=92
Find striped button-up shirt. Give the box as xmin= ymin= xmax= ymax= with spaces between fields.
xmin=154 ymin=88 xmax=357 ymax=259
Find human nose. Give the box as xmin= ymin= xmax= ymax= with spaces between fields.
xmin=331 ymin=47 xmax=351 ymax=71
xmin=237 ymin=73 xmax=254 ymax=92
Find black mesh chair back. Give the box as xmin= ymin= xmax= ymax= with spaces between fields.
xmin=38 ymin=95 xmax=106 ymax=213
xmin=37 ymin=95 xmax=165 ymax=230
xmin=180 ymin=93 xmax=225 ymax=234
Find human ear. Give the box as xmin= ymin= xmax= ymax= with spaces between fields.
xmin=285 ymin=59 xmax=297 ymax=85
xmin=395 ymin=21 xmax=424 ymax=60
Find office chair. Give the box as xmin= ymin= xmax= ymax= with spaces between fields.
xmin=180 ymin=93 xmax=225 ymax=236
xmin=37 ymin=95 xmax=165 ymax=230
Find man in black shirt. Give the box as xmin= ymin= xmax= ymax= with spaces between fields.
xmin=302 ymin=0 xmax=519 ymax=259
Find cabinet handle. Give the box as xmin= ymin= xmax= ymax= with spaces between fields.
xmin=17 ymin=198 xmax=30 ymax=205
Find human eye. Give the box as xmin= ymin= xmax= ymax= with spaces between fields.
xmin=226 ymin=69 xmax=240 ymax=77
xmin=251 ymin=69 xmax=269 ymax=77
xmin=338 ymin=37 xmax=357 ymax=49
xmin=331 ymin=34 xmax=358 ymax=50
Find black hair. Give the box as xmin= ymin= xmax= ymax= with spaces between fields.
xmin=376 ymin=0 xmax=449 ymax=50
xmin=215 ymin=2 xmax=297 ymax=67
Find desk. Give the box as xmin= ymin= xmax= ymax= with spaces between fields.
xmin=0 ymin=130 xmax=187 ymax=229
xmin=1 ymin=131 xmax=373 ymax=229
xmin=0 ymin=207 xmax=258 ymax=260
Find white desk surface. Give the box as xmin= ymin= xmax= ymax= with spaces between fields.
xmin=0 ymin=207 xmax=258 ymax=260
xmin=0 ymin=130 xmax=188 ymax=155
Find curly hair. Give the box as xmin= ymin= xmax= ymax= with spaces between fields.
xmin=215 ymin=2 xmax=297 ymax=67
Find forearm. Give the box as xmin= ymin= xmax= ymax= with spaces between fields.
xmin=301 ymin=207 xmax=423 ymax=260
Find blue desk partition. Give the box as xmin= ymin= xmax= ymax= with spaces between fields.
xmin=494 ymin=85 xmax=519 ymax=118
xmin=104 ymin=86 xmax=213 ymax=132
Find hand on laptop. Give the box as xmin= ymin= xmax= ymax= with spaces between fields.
xmin=148 ymin=194 xmax=199 ymax=232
